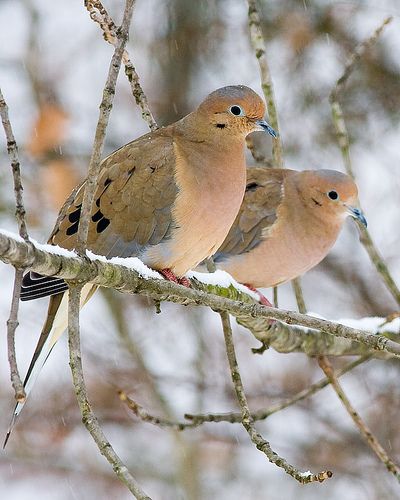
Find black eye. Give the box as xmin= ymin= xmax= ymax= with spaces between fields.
xmin=327 ymin=190 xmax=339 ymax=200
xmin=229 ymin=105 xmax=244 ymax=116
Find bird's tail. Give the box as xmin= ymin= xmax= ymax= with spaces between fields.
xmin=3 ymin=283 xmax=96 ymax=448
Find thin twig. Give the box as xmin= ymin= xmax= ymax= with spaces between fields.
xmin=0 ymin=87 xmax=29 ymax=402
xmin=1 ymin=231 xmax=400 ymax=358
xmin=120 ymin=356 xmax=370 ymax=430
xmin=246 ymin=0 xmax=282 ymax=168
xmin=0 ymin=88 xmax=29 ymax=241
xmin=185 ymin=355 xmax=371 ymax=425
xmin=68 ymin=285 xmax=151 ymax=499
xmin=318 ymin=355 xmax=400 ymax=482
xmin=329 ymin=16 xmax=400 ymax=307
xmin=219 ymin=311 xmax=332 ymax=484
xmin=77 ymin=0 xmax=135 ymax=254
xmin=85 ymin=0 xmax=158 ymax=131
xmin=6 ymin=269 xmax=26 ymax=402
xmin=291 ymin=277 xmax=307 ymax=314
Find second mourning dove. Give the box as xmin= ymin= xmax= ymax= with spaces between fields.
xmin=4 ymin=86 xmax=276 ymax=445
xmin=211 ymin=167 xmax=367 ymax=304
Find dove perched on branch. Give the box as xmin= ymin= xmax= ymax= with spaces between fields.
xmin=211 ymin=167 xmax=366 ymax=304
xmin=5 ymin=86 xmax=276 ymax=445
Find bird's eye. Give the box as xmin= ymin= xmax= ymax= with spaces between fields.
xmin=229 ymin=105 xmax=245 ymax=116
xmin=327 ymin=190 xmax=339 ymax=201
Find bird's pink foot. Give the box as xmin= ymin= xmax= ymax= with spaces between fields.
xmin=244 ymin=284 xmax=272 ymax=307
xmin=160 ymin=268 xmax=191 ymax=288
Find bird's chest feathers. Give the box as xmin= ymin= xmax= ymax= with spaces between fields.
xmin=171 ymin=141 xmax=246 ymax=260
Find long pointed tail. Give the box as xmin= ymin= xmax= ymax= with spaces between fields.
xmin=4 ymin=283 xmax=96 ymax=448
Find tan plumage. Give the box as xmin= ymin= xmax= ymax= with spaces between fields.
xmin=213 ymin=167 xmax=366 ymax=288
xmin=5 ymin=86 xmax=276 ymax=444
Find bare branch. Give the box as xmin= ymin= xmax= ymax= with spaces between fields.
xmin=85 ymin=0 xmax=158 ymax=131
xmin=0 ymin=231 xmax=400 ymax=358
xmin=185 ymin=355 xmax=371 ymax=425
xmin=318 ymin=355 xmax=400 ymax=482
xmin=68 ymin=285 xmax=151 ymax=499
xmin=329 ymin=17 xmax=400 ymax=307
xmin=220 ymin=311 xmax=332 ymax=483
xmin=6 ymin=269 xmax=26 ymax=402
xmin=0 ymin=88 xmax=29 ymax=241
xmin=246 ymin=0 xmax=282 ymax=168
xmin=0 ymin=87 xmax=29 ymax=402
xmin=77 ymin=0 xmax=135 ymax=254
xmin=291 ymin=277 xmax=307 ymax=314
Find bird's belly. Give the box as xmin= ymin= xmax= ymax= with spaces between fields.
xmin=220 ymin=233 xmax=333 ymax=288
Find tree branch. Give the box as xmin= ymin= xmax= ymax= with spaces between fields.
xmin=246 ymin=0 xmax=282 ymax=167
xmin=68 ymin=285 xmax=151 ymax=499
xmin=318 ymin=355 xmax=400 ymax=482
xmin=85 ymin=0 xmax=158 ymax=131
xmin=0 ymin=230 xmax=400 ymax=357
xmin=0 ymin=86 xmax=29 ymax=402
xmin=185 ymin=355 xmax=371 ymax=426
xmin=220 ymin=311 xmax=332 ymax=483
xmin=77 ymin=0 xmax=135 ymax=254
xmin=329 ymin=16 xmax=400 ymax=307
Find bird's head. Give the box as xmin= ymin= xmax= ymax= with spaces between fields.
xmin=197 ymin=85 xmax=277 ymax=138
xmin=294 ymin=169 xmax=367 ymax=227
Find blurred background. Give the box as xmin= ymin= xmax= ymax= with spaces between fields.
xmin=1 ymin=0 xmax=400 ymax=498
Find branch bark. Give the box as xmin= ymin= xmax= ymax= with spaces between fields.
xmin=1 ymin=230 xmax=399 ymax=358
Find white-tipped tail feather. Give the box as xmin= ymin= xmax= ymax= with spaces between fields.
xmin=4 ymin=284 xmax=95 ymax=447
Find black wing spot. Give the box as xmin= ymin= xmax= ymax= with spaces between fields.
xmin=68 ymin=207 xmax=81 ymax=223
xmin=66 ymin=221 xmax=79 ymax=235
xmin=150 ymin=166 xmax=156 ymax=173
xmin=96 ymin=217 xmax=110 ymax=233
xmin=246 ymin=182 xmax=259 ymax=192
xmin=216 ymin=123 xmax=226 ymax=129
xmin=312 ymin=197 xmax=322 ymax=207
xmin=95 ymin=197 xmax=101 ymax=207
xmin=91 ymin=209 xmax=103 ymax=223
xmin=104 ymin=178 xmax=112 ymax=186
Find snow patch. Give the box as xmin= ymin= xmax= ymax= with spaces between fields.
xmin=186 ymin=270 xmax=259 ymax=302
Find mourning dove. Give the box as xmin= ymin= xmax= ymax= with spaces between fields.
xmin=211 ymin=167 xmax=366 ymax=304
xmin=5 ymin=85 xmax=276 ymax=445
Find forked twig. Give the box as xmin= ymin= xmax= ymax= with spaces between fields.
xmin=318 ymin=355 xmax=400 ymax=482
xmin=220 ymin=311 xmax=332 ymax=484
xmin=0 ymin=87 xmax=29 ymax=402
xmin=329 ymin=16 xmax=400 ymax=307
xmin=85 ymin=0 xmax=158 ymax=131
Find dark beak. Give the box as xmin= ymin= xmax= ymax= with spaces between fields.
xmin=346 ymin=205 xmax=367 ymax=228
xmin=255 ymin=119 xmax=278 ymax=138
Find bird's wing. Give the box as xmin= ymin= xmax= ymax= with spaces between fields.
xmin=214 ymin=168 xmax=289 ymax=260
xmin=21 ymin=130 xmax=178 ymax=301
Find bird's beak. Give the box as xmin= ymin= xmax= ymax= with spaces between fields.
xmin=345 ymin=205 xmax=367 ymax=228
xmin=255 ymin=119 xmax=277 ymax=138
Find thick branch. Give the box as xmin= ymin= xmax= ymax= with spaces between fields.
xmin=77 ymin=0 xmax=135 ymax=253
xmin=1 ymin=231 xmax=400 ymax=357
xmin=68 ymin=285 xmax=151 ymax=499
xmin=318 ymin=355 xmax=400 ymax=482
